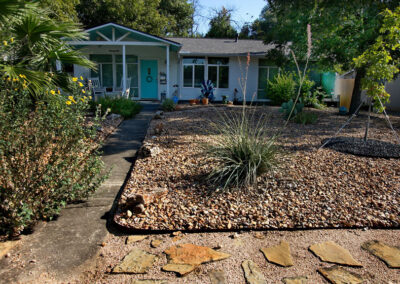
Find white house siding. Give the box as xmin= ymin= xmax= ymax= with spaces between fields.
xmin=73 ymin=45 xmax=179 ymax=100
xmin=386 ymin=77 xmax=400 ymax=112
xmin=177 ymin=56 xmax=260 ymax=102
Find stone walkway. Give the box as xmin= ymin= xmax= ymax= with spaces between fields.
xmin=81 ymin=229 xmax=400 ymax=284
xmin=0 ymin=103 xmax=158 ymax=284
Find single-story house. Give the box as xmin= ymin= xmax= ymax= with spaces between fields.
xmin=66 ymin=23 xmax=285 ymax=102
xmin=67 ymin=23 xmax=399 ymax=111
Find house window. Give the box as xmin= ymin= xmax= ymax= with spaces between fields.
xmin=208 ymin=57 xmax=229 ymax=88
xmin=258 ymin=59 xmax=279 ymax=99
xmin=183 ymin=57 xmax=205 ymax=88
xmin=90 ymin=54 xmax=113 ymax=89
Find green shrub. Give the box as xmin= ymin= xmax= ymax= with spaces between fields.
xmin=94 ymin=96 xmax=142 ymax=118
xmin=204 ymin=109 xmax=278 ymax=189
xmin=280 ymin=99 xmax=304 ymax=119
xmin=267 ymin=72 xmax=297 ymax=105
xmin=0 ymin=81 xmax=106 ymax=236
xmin=293 ymin=112 xmax=318 ymax=125
xmin=299 ymin=77 xmax=315 ymax=99
xmin=161 ymin=98 xmax=176 ymax=112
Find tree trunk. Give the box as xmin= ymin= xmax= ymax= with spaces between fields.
xmin=349 ymin=68 xmax=365 ymax=115
xmin=364 ymin=98 xmax=372 ymax=141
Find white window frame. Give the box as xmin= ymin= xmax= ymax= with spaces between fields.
xmin=182 ymin=58 xmax=205 ymax=88
xmin=207 ymin=58 xmax=229 ymax=89
xmin=257 ymin=61 xmax=280 ymax=100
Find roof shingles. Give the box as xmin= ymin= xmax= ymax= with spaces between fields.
xmin=168 ymin=37 xmax=274 ymax=56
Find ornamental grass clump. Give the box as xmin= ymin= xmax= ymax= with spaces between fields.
xmin=205 ymin=109 xmax=278 ymax=189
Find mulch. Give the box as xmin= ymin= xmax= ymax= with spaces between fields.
xmin=114 ymin=106 xmax=400 ymax=231
xmin=322 ymin=136 xmax=400 ymax=158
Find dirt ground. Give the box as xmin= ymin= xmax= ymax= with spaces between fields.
xmin=80 ymin=228 xmax=400 ymax=284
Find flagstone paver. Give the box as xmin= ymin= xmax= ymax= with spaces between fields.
xmin=162 ymin=243 xmax=230 ymax=276
xmin=161 ymin=263 xmax=196 ymax=276
xmin=126 ymin=235 xmax=148 ymax=244
xmin=260 ymin=240 xmax=294 ymax=267
xmin=362 ymin=240 xmax=400 ymax=268
xmin=309 ymin=241 xmax=362 ymax=267
xmin=208 ymin=269 xmax=226 ymax=284
xmin=242 ymin=260 xmax=266 ymax=284
xmin=318 ymin=265 xmax=364 ymax=284
xmin=282 ymin=276 xmax=308 ymax=284
xmin=112 ymin=248 xmax=157 ymax=274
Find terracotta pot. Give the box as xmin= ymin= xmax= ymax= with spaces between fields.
xmin=202 ymin=98 xmax=209 ymax=105
xmin=194 ymin=99 xmax=200 ymax=104
xmin=189 ymin=99 xmax=196 ymax=105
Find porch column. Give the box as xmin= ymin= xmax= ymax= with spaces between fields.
xmin=166 ymin=45 xmax=170 ymax=98
xmin=122 ymin=45 xmax=126 ymax=95
xmin=55 ymin=60 xmax=62 ymax=72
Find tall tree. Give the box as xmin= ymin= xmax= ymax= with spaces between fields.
xmin=205 ymin=7 xmax=237 ymax=38
xmin=76 ymin=0 xmax=194 ymax=37
xmin=39 ymin=0 xmax=79 ymax=22
xmin=260 ymin=0 xmax=399 ymax=113
xmin=239 ymin=19 xmax=265 ymax=39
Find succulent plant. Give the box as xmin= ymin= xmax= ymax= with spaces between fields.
xmin=280 ymin=99 xmax=304 ymax=119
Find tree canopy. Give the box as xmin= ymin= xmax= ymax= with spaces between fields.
xmin=258 ymin=0 xmax=399 ymax=113
xmin=39 ymin=0 xmax=79 ymax=23
xmin=205 ymin=7 xmax=237 ymax=38
xmin=75 ymin=0 xmax=194 ymax=37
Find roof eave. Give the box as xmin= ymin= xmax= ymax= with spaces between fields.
xmin=178 ymin=52 xmax=267 ymax=57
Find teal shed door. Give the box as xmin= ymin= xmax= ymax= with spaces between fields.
xmin=140 ymin=60 xmax=158 ymax=99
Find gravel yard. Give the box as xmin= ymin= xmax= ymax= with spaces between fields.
xmin=114 ymin=105 xmax=400 ymax=231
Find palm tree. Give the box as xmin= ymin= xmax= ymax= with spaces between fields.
xmin=0 ymin=0 xmax=95 ymax=101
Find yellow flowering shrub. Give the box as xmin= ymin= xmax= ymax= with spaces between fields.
xmin=0 ymin=79 xmax=105 ymax=236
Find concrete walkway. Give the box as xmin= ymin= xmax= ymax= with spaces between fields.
xmin=0 ymin=103 xmax=158 ymax=283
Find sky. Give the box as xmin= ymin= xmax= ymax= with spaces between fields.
xmin=196 ymin=0 xmax=267 ymax=34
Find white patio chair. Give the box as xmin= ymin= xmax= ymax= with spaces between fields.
xmin=88 ymin=77 xmax=106 ymax=98
xmin=115 ymin=77 xmax=131 ymax=98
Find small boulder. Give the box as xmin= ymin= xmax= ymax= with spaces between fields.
xmin=154 ymin=111 xmax=164 ymax=119
xmin=108 ymin=113 xmax=122 ymax=120
xmin=154 ymin=123 xmax=164 ymax=135
xmin=138 ymin=143 xmax=161 ymax=158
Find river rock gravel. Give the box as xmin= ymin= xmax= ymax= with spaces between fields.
xmin=114 ymin=105 xmax=400 ymax=231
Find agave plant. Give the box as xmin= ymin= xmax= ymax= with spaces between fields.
xmin=0 ymin=0 xmax=95 ymax=101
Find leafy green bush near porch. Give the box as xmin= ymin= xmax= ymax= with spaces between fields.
xmin=161 ymin=98 xmax=176 ymax=112
xmin=267 ymin=72 xmax=297 ymax=105
xmin=94 ymin=97 xmax=142 ymax=119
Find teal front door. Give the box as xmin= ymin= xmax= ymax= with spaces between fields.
xmin=140 ymin=60 xmax=158 ymax=99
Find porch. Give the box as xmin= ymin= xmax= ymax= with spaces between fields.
xmin=66 ymin=23 xmax=181 ymax=100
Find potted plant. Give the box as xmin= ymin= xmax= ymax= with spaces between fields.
xmin=200 ymin=80 xmax=214 ymax=105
